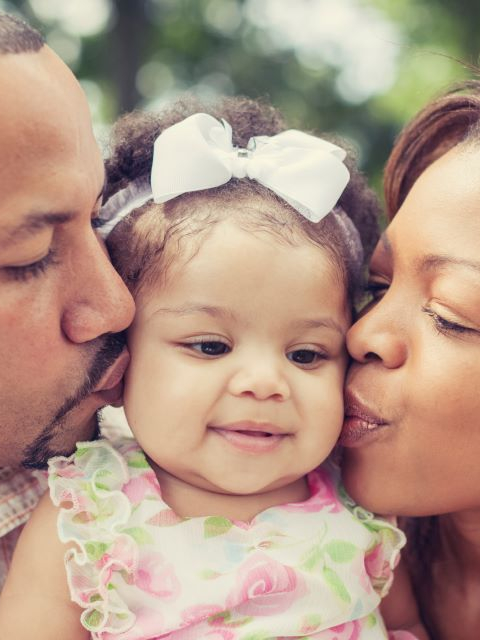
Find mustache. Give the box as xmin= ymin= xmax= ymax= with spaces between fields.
xmin=22 ymin=332 xmax=127 ymax=469
xmin=54 ymin=331 xmax=127 ymax=421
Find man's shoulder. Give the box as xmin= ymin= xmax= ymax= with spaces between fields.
xmin=0 ymin=467 xmax=47 ymax=592
xmin=0 ymin=467 xmax=47 ymax=538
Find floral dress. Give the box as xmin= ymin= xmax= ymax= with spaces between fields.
xmin=48 ymin=439 xmax=411 ymax=640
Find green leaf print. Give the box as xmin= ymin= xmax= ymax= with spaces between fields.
xmin=208 ymin=611 xmax=253 ymax=628
xmin=239 ymin=631 xmax=271 ymax=640
xmin=204 ymin=516 xmax=233 ymax=538
xmin=322 ymin=566 xmax=351 ymax=603
xmin=94 ymin=469 xmax=113 ymax=491
xmin=323 ymin=541 xmax=357 ymax=563
xmin=126 ymin=451 xmax=150 ymax=468
xmin=84 ymin=609 xmax=102 ymax=629
xmin=85 ymin=541 xmax=109 ymax=562
xmin=366 ymin=612 xmax=378 ymax=628
xmin=301 ymin=544 xmax=324 ymax=572
xmin=300 ymin=613 xmax=322 ymax=634
xmin=122 ymin=526 xmax=154 ymax=545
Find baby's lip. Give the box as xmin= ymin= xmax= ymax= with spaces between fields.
xmin=93 ymin=350 xmax=130 ymax=403
xmin=210 ymin=421 xmax=286 ymax=435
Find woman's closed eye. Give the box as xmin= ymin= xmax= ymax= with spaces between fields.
xmin=422 ymin=306 xmax=476 ymax=336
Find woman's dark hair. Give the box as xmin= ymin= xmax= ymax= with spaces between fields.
xmin=105 ymin=96 xmax=380 ymax=305
xmin=384 ymin=80 xmax=480 ymax=219
xmin=384 ymin=80 xmax=480 ymax=638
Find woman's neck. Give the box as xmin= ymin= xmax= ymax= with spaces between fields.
xmin=147 ymin=459 xmax=310 ymax=522
xmin=439 ymin=510 xmax=480 ymax=578
xmin=416 ymin=511 xmax=480 ymax=640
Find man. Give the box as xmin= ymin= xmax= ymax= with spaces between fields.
xmin=0 ymin=13 xmax=135 ymax=587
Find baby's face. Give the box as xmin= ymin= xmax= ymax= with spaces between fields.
xmin=124 ymin=219 xmax=350 ymax=498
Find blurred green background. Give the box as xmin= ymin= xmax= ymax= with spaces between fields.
xmin=4 ymin=0 xmax=479 ymax=200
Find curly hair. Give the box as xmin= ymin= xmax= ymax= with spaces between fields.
xmin=105 ymin=96 xmax=380 ymax=305
xmin=0 ymin=13 xmax=44 ymax=54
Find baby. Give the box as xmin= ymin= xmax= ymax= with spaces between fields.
xmin=0 ymin=97 xmax=422 ymax=639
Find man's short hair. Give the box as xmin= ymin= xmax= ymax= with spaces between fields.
xmin=0 ymin=12 xmax=44 ymax=54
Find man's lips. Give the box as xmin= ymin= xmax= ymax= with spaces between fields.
xmin=93 ymin=350 xmax=130 ymax=405
xmin=209 ymin=421 xmax=288 ymax=453
xmin=339 ymin=392 xmax=388 ymax=447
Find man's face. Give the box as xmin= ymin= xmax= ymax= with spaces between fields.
xmin=0 ymin=47 xmax=135 ymax=468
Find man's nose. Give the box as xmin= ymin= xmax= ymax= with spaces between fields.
xmin=61 ymin=232 xmax=135 ymax=343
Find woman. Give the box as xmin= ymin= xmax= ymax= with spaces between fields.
xmin=341 ymin=81 xmax=480 ymax=639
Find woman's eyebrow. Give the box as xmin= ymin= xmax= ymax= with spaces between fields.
xmin=420 ymin=254 xmax=480 ymax=274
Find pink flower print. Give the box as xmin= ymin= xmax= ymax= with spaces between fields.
xmin=123 ymin=472 xmax=158 ymax=505
xmin=365 ymin=543 xmax=385 ymax=579
xmin=57 ymin=464 xmax=84 ymax=479
xmin=96 ymin=535 xmax=137 ymax=577
xmin=282 ymin=468 xmax=342 ymax=514
xmin=181 ymin=604 xmax=224 ymax=626
xmin=225 ymin=552 xmax=305 ymax=616
xmin=204 ymin=631 xmax=235 ymax=639
xmin=106 ymin=606 xmax=165 ymax=640
xmin=134 ymin=551 xmax=180 ymax=600
xmin=327 ymin=620 xmax=361 ymax=640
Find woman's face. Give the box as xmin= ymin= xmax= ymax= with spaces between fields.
xmin=341 ymin=144 xmax=480 ymax=516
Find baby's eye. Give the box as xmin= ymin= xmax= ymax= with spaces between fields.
xmin=187 ymin=340 xmax=231 ymax=357
xmin=286 ymin=348 xmax=327 ymax=369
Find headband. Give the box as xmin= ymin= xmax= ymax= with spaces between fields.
xmin=99 ymin=113 xmax=363 ymax=268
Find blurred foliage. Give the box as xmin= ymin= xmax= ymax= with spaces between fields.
xmin=5 ymin=0 xmax=479 ymax=202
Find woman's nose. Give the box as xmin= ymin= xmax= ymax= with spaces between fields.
xmin=228 ymin=356 xmax=291 ymax=401
xmin=347 ymin=299 xmax=408 ymax=369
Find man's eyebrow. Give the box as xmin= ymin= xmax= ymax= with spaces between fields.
xmin=0 ymin=211 xmax=75 ymax=248
xmin=1 ymin=185 xmax=105 ymax=249
xmin=420 ymin=254 xmax=480 ymax=275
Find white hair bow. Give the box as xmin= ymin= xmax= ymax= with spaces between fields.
xmin=99 ymin=113 xmax=350 ymax=236
xmin=151 ymin=113 xmax=349 ymax=223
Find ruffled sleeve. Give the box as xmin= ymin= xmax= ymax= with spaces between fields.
xmin=338 ymin=481 xmax=406 ymax=598
xmin=48 ymin=439 xmax=138 ymax=637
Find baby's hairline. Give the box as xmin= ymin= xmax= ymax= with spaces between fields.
xmin=108 ymin=193 xmax=353 ymax=312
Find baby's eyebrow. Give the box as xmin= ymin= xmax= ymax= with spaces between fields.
xmin=153 ymin=305 xmax=345 ymax=334
xmin=292 ymin=318 xmax=346 ymax=335
xmin=152 ymin=304 xmax=235 ymax=320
